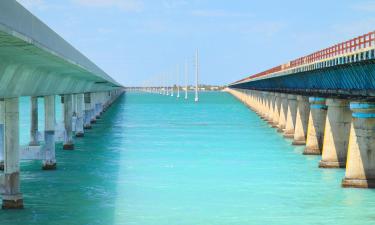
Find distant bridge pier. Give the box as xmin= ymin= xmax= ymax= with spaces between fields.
xmin=266 ymin=93 xmax=276 ymax=124
xmin=283 ymin=94 xmax=298 ymax=138
xmin=303 ymin=97 xmax=327 ymax=155
xmin=43 ymin=95 xmax=56 ymax=170
xmin=63 ymin=94 xmax=74 ymax=150
xmin=84 ymin=93 xmax=92 ymax=129
xmin=293 ymin=96 xmax=310 ymax=145
xmin=90 ymin=93 xmax=97 ymax=124
xmin=260 ymin=92 xmax=269 ymax=120
xmin=342 ymin=102 xmax=375 ymax=188
xmin=272 ymin=93 xmax=281 ymax=128
xmin=75 ymin=94 xmax=85 ymax=137
xmin=29 ymin=97 xmax=39 ymax=146
xmin=0 ymin=100 xmax=4 ymax=171
xmin=319 ymin=99 xmax=351 ymax=168
xmin=2 ymin=98 xmax=23 ymax=209
xmin=277 ymin=94 xmax=288 ymax=132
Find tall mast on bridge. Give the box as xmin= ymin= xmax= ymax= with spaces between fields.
xmin=177 ymin=65 xmax=180 ymax=98
xmin=195 ymin=49 xmax=199 ymax=102
xmin=171 ymin=72 xmax=174 ymax=97
xmin=185 ymin=60 xmax=188 ymax=100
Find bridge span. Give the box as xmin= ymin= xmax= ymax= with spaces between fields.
xmin=228 ymin=31 xmax=375 ymax=189
xmin=0 ymin=1 xmax=124 ymax=209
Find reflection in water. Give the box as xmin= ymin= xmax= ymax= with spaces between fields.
xmin=1 ymin=92 xmax=375 ymax=224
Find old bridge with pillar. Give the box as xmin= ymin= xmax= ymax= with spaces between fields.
xmin=228 ymin=31 xmax=375 ymax=189
xmin=0 ymin=1 xmax=123 ymax=209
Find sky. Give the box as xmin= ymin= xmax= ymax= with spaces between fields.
xmin=15 ymin=0 xmax=375 ymax=86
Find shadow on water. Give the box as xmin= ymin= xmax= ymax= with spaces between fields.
xmin=0 ymin=95 xmax=126 ymax=225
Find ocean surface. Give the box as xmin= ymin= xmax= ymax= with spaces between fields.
xmin=1 ymin=91 xmax=375 ymax=225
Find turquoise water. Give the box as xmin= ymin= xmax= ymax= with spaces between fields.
xmin=1 ymin=92 xmax=375 ymax=224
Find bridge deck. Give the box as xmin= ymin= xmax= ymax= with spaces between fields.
xmin=0 ymin=1 xmax=121 ymax=97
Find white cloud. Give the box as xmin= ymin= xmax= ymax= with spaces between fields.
xmin=192 ymin=9 xmax=253 ymax=18
xmin=72 ymin=0 xmax=144 ymax=12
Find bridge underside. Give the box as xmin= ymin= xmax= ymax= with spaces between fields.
xmin=0 ymin=30 xmax=118 ymax=98
xmin=230 ymin=59 xmax=375 ymax=99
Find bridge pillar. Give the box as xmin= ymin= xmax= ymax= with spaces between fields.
xmin=260 ymin=92 xmax=269 ymax=120
xmin=2 ymin=97 xmax=23 ymax=209
xmin=319 ymin=99 xmax=351 ymax=168
xmin=266 ymin=93 xmax=275 ymax=124
xmin=75 ymin=94 xmax=84 ymax=137
xmin=277 ymin=93 xmax=288 ymax=132
xmin=293 ymin=96 xmax=310 ymax=145
xmin=304 ymin=97 xmax=327 ymax=155
xmin=284 ymin=94 xmax=298 ymax=138
xmin=342 ymin=102 xmax=375 ymax=188
xmin=84 ymin=93 xmax=92 ymax=129
xmin=272 ymin=93 xmax=281 ymax=128
xmin=90 ymin=93 xmax=97 ymax=124
xmin=0 ymin=100 xmax=4 ymax=171
xmin=43 ymin=95 xmax=56 ymax=170
xmin=63 ymin=94 xmax=74 ymax=150
xmin=29 ymin=97 xmax=39 ymax=146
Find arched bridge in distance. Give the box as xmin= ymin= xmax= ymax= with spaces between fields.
xmin=228 ymin=31 xmax=375 ymax=189
xmin=0 ymin=0 xmax=124 ymax=209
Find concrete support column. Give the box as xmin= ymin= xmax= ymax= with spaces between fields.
xmin=75 ymin=94 xmax=84 ymax=137
xmin=272 ymin=93 xmax=281 ymax=128
xmin=293 ymin=96 xmax=310 ymax=145
xmin=264 ymin=92 xmax=270 ymax=120
xmin=284 ymin=94 xmax=298 ymax=138
xmin=304 ymin=97 xmax=327 ymax=155
xmin=342 ymin=102 xmax=375 ymax=188
xmin=277 ymin=93 xmax=288 ymax=132
xmin=29 ymin=97 xmax=39 ymax=146
xmin=319 ymin=99 xmax=351 ymax=168
xmin=261 ymin=91 xmax=269 ymax=120
xmin=267 ymin=93 xmax=275 ymax=124
xmin=0 ymin=100 xmax=4 ymax=171
xmin=84 ymin=93 xmax=92 ymax=129
xmin=2 ymin=98 xmax=23 ymax=209
xmin=63 ymin=94 xmax=74 ymax=150
xmin=43 ymin=95 xmax=56 ymax=170
xmin=90 ymin=93 xmax=97 ymax=124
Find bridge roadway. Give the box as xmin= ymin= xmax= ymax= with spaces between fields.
xmin=228 ymin=31 xmax=375 ymax=189
xmin=0 ymin=1 xmax=124 ymax=209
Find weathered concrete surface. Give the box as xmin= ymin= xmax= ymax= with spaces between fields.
xmin=304 ymin=97 xmax=327 ymax=155
xmin=319 ymin=99 xmax=351 ymax=168
xmin=342 ymin=102 xmax=375 ymax=188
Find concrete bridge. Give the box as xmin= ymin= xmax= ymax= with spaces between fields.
xmin=0 ymin=1 xmax=123 ymax=209
xmin=228 ymin=31 xmax=375 ymax=189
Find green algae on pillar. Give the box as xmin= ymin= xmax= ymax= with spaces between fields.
xmin=319 ymin=99 xmax=351 ymax=168
xmin=303 ymin=97 xmax=327 ymax=155
xmin=342 ymin=102 xmax=375 ymax=188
